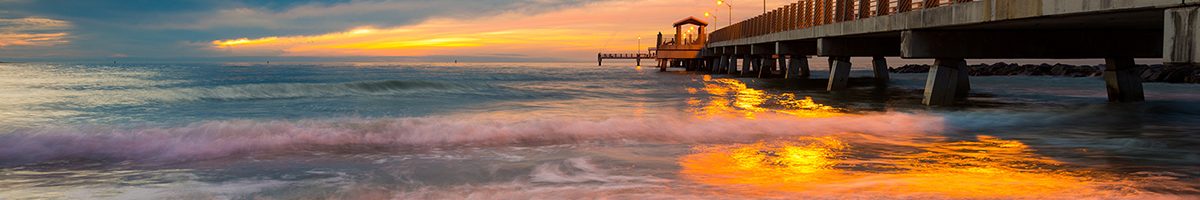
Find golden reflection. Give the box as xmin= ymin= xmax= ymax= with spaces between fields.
xmin=680 ymin=135 xmax=1117 ymax=198
xmin=692 ymin=78 xmax=840 ymax=118
xmin=880 ymin=135 xmax=1097 ymax=198
xmin=680 ymin=137 xmax=848 ymax=190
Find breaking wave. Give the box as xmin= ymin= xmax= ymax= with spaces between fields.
xmin=67 ymin=80 xmax=496 ymax=107
xmin=0 ymin=112 xmax=942 ymax=166
xmin=150 ymin=80 xmax=493 ymax=101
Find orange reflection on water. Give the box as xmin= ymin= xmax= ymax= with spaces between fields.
xmin=680 ymin=135 xmax=1114 ymax=198
xmin=680 ymin=137 xmax=850 ymax=193
xmin=880 ymin=135 xmax=1100 ymax=198
xmin=690 ymin=78 xmax=840 ymax=119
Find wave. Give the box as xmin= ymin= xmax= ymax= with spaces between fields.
xmin=57 ymin=80 xmax=496 ymax=107
xmin=146 ymin=80 xmax=494 ymax=102
xmin=0 ymin=112 xmax=942 ymax=166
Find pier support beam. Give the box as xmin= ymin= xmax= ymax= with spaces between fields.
xmin=778 ymin=57 xmax=789 ymax=77
xmin=749 ymin=57 xmax=763 ymax=77
xmin=759 ymin=56 xmax=775 ymax=78
xmin=720 ymin=56 xmax=730 ymax=74
xmin=1166 ymin=7 xmax=1200 ymax=66
xmin=923 ymin=58 xmax=969 ymax=106
xmin=901 ymin=30 xmax=1160 ymax=59
xmin=827 ymin=56 xmax=852 ymax=91
xmin=727 ymin=57 xmax=735 ymax=74
xmin=871 ymin=56 xmax=890 ymax=84
xmin=787 ymin=56 xmax=810 ymax=79
xmin=741 ymin=55 xmax=752 ymax=76
xmin=1104 ymin=58 xmax=1145 ymax=102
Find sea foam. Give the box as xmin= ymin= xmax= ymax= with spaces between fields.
xmin=0 ymin=112 xmax=942 ymax=166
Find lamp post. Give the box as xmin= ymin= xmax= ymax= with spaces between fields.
xmin=717 ymin=0 xmax=732 ymax=26
xmin=637 ymin=36 xmax=642 ymax=55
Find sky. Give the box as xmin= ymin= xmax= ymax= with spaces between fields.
xmin=0 ymin=0 xmax=789 ymax=62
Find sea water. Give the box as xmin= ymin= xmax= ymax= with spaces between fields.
xmin=0 ymin=62 xmax=1197 ymax=199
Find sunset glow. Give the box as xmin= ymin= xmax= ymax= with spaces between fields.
xmin=201 ymin=0 xmax=759 ymax=59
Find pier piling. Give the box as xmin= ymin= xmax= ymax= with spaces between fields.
xmin=871 ymin=56 xmax=890 ymax=84
xmin=923 ymin=58 xmax=968 ymax=106
xmin=1104 ymin=57 xmax=1145 ymax=102
xmin=827 ymin=56 xmax=852 ymax=91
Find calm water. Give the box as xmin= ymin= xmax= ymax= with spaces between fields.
xmin=1 ymin=62 xmax=1198 ymax=199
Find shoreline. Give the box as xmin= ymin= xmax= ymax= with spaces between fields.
xmin=891 ymin=62 xmax=1200 ymax=84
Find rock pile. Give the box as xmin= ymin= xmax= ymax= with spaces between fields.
xmin=890 ymin=62 xmax=1200 ymax=83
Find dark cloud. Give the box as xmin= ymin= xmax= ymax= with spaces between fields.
xmin=0 ymin=0 xmax=610 ymax=59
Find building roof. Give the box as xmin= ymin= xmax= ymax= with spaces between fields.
xmin=673 ymin=17 xmax=708 ymax=27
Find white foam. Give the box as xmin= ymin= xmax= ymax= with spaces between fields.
xmin=0 ymin=112 xmax=943 ymax=165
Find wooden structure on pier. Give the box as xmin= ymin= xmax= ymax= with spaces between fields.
xmin=654 ymin=17 xmax=709 ymax=71
xmin=595 ymin=17 xmax=709 ymax=71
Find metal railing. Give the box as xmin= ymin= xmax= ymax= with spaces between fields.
xmin=598 ymin=53 xmax=657 ymax=59
xmin=709 ymin=0 xmax=975 ymax=43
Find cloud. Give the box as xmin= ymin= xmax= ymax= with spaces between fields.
xmin=0 ymin=17 xmax=69 ymax=31
xmin=0 ymin=17 xmax=70 ymax=48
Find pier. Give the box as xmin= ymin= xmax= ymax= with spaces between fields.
xmin=621 ymin=0 xmax=1200 ymax=105
xmin=598 ymin=53 xmax=655 ymax=66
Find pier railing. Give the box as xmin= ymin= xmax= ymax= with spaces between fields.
xmin=709 ymin=0 xmax=975 ymax=43
xmin=598 ymin=53 xmax=656 ymax=59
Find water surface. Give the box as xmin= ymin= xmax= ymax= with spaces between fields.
xmin=1 ymin=62 xmax=1197 ymax=199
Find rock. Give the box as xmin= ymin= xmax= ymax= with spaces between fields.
xmin=890 ymin=64 xmax=929 ymax=73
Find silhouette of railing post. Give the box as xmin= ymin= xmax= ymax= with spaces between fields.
xmin=897 ymin=0 xmax=912 ymax=12
xmin=923 ymin=0 xmax=940 ymax=8
xmin=875 ymin=0 xmax=890 ymax=16
xmin=857 ymin=0 xmax=871 ymax=19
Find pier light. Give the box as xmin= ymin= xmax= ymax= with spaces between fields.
xmin=705 ymin=11 xmax=720 ymax=27
xmin=717 ymin=0 xmax=732 ymax=27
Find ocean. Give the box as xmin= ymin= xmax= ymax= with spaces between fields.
xmin=0 ymin=61 xmax=1198 ymax=199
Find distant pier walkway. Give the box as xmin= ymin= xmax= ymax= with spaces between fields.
xmin=598 ymin=53 xmax=655 ymax=66
xmin=650 ymin=0 xmax=1199 ymax=105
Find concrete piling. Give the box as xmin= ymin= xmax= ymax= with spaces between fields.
xmin=741 ymin=55 xmax=752 ymax=76
xmin=923 ymin=58 xmax=968 ymax=105
xmin=1104 ymin=58 xmax=1145 ymax=102
xmin=787 ymin=56 xmax=810 ymax=79
xmin=827 ymin=56 xmax=852 ymax=91
xmin=871 ymin=56 xmax=890 ymax=84
xmin=760 ymin=56 xmax=775 ymax=78
xmin=1165 ymin=7 xmax=1200 ymax=66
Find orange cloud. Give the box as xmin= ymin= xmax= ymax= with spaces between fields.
xmin=207 ymin=0 xmax=759 ymax=60
xmin=0 ymin=32 xmax=69 ymax=47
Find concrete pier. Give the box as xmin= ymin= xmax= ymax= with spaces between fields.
xmin=871 ymin=56 xmax=890 ymax=84
xmin=787 ymin=56 xmax=810 ymax=79
xmin=741 ymin=55 xmax=752 ymax=76
xmin=778 ymin=57 xmax=788 ymax=76
xmin=728 ymin=56 xmax=738 ymax=74
xmin=827 ymin=56 xmax=851 ymax=91
xmin=698 ymin=0 xmax=1200 ymax=105
xmin=1166 ymin=7 xmax=1200 ymax=66
xmin=1104 ymin=58 xmax=1145 ymax=102
xmin=923 ymin=58 xmax=968 ymax=106
xmin=759 ymin=57 xmax=774 ymax=78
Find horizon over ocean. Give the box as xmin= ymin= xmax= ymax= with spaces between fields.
xmin=1 ymin=61 xmax=1198 ymax=199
